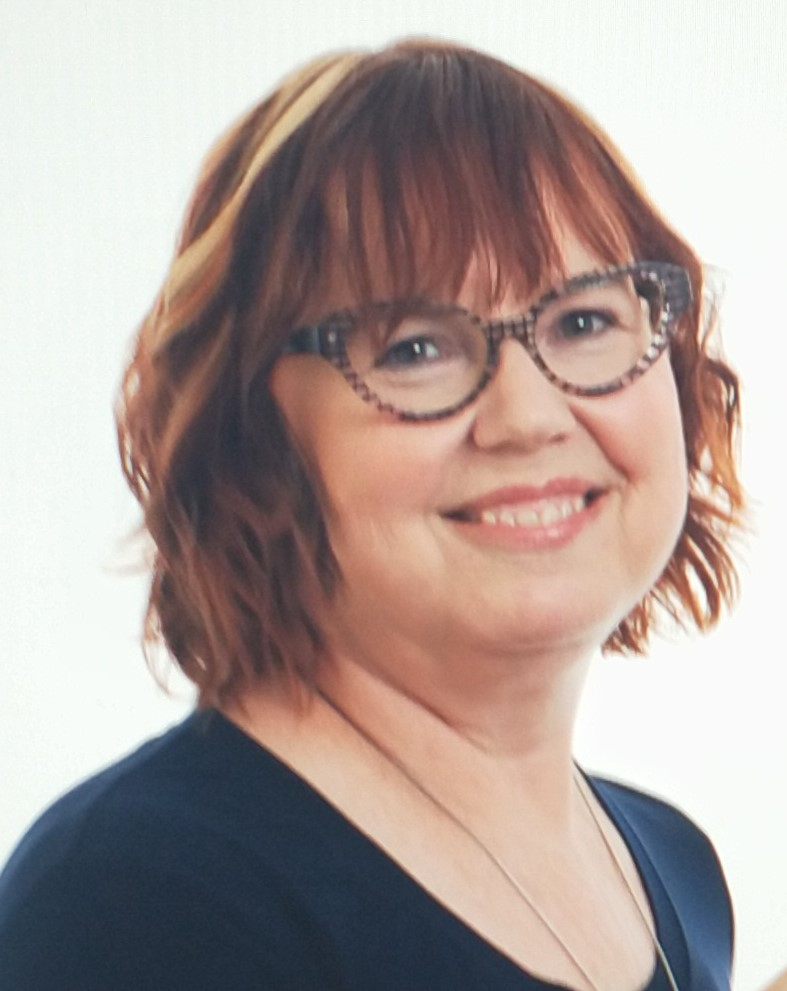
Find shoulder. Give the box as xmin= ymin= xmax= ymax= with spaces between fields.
xmin=589 ymin=773 xmax=734 ymax=984
xmin=1 ymin=713 xmax=235 ymax=890
xmin=0 ymin=711 xmax=329 ymax=990
xmin=589 ymin=774 xmax=722 ymax=868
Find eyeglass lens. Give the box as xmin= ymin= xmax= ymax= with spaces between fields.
xmin=342 ymin=270 xmax=666 ymax=415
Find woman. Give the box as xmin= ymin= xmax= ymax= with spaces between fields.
xmin=0 ymin=40 xmax=743 ymax=990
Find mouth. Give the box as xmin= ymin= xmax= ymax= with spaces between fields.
xmin=443 ymin=489 xmax=604 ymax=529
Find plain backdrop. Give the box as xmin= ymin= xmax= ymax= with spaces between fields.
xmin=2 ymin=1 xmax=785 ymax=988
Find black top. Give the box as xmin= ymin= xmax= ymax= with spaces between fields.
xmin=0 ymin=711 xmax=733 ymax=990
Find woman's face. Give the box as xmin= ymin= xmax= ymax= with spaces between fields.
xmin=270 ymin=234 xmax=689 ymax=677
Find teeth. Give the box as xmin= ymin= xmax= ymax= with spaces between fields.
xmin=478 ymin=495 xmax=586 ymax=528
xmin=540 ymin=503 xmax=562 ymax=526
xmin=516 ymin=507 xmax=540 ymax=526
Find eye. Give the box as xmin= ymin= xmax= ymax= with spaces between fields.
xmin=555 ymin=309 xmax=614 ymax=340
xmin=375 ymin=329 xmax=456 ymax=368
xmin=366 ymin=307 xmax=481 ymax=372
xmin=344 ymin=302 xmax=486 ymax=385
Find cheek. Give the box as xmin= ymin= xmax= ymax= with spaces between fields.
xmin=321 ymin=427 xmax=457 ymax=530
xmin=588 ymin=363 xmax=689 ymax=545
xmin=591 ymin=361 xmax=685 ymax=475
xmin=637 ymin=365 xmax=688 ymax=491
xmin=270 ymin=360 xmax=459 ymax=528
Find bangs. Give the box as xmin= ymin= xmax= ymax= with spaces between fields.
xmin=297 ymin=43 xmax=646 ymax=313
xmin=123 ymin=39 xmax=743 ymax=703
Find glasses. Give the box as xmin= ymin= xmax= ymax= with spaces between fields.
xmin=281 ymin=261 xmax=692 ymax=422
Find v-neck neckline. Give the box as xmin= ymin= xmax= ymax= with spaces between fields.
xmin=206 ymin=710 xmax=688 ymax=991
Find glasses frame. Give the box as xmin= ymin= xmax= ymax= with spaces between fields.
xmin=281 ymin=260 xmax=693 ymax=422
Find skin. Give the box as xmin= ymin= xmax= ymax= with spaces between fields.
xmin=229 ymin=233 xmax=690 ymax=991
xmin=269 ymin=235 xmax=688 ymax=750
xmin=764 ymin=969 xmax=787 ymax=991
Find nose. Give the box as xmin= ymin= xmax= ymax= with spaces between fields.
xmin=470 ymin=338 xmax=578 ymax=450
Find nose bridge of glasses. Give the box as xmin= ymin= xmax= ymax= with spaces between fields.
xmin=485 ymin=313 xmax=534 ymax=349
xmin=484 ymin=313 xmax=541 ymax=375
xmin=482 ymin=313 xmax=562 ymax=399
xmin=473 ymin=320 xmax=578 ymax=438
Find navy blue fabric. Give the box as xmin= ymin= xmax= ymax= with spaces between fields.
xmin=0 ymin=711 xmax=732 ymax=990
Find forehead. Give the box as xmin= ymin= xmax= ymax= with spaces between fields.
xmin=459 ymin=229 xmax=630 ymax=315
xmin=310 ymin=168 xmax=633 ymax=319
xmin=253 ymin=46 xmax=665 ymax=334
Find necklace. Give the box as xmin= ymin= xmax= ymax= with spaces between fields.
xmin=574 ymin=775 xmax=681 ymax=991
xmin=317 ymin=688 xmax=680 ymax=991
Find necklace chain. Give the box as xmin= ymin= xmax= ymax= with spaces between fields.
xmin=574 ymin=779 xmax=680 ymax=991
xmin=317 ymin=689 xmax=679 ymax=991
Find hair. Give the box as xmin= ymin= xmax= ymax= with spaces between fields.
xmin=117 ymin=39 xmax=745 ymax=707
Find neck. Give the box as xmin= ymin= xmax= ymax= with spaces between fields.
xmin=313 ymin=639 xmax=594 ymax=828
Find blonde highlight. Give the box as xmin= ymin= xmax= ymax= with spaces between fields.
xmin=117 ymin=40 xmax=745 ymax=705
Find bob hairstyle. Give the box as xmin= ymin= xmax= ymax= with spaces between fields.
xmin=118 ymin=39 xmax=745 ymax=706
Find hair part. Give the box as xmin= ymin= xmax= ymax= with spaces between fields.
xmin=117 ymin=39 xmax=745 ymax=706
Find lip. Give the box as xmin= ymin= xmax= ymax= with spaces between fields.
xmin=441 ymin=478 xmax=606 ymax=550
xmin=445 ymin=478 xmax=603 ymax=516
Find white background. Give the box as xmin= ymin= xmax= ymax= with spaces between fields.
xmin=2 ymin=1 xmax=785 ymax=988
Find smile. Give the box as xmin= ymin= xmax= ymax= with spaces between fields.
xmin=478 ymin=495 xmax=587 ymax=528
xmin=442 ymin=485 xmax=605 ymax=549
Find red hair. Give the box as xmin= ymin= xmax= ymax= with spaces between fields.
xmin=117 ymin=40 xmax=744 ymax=705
